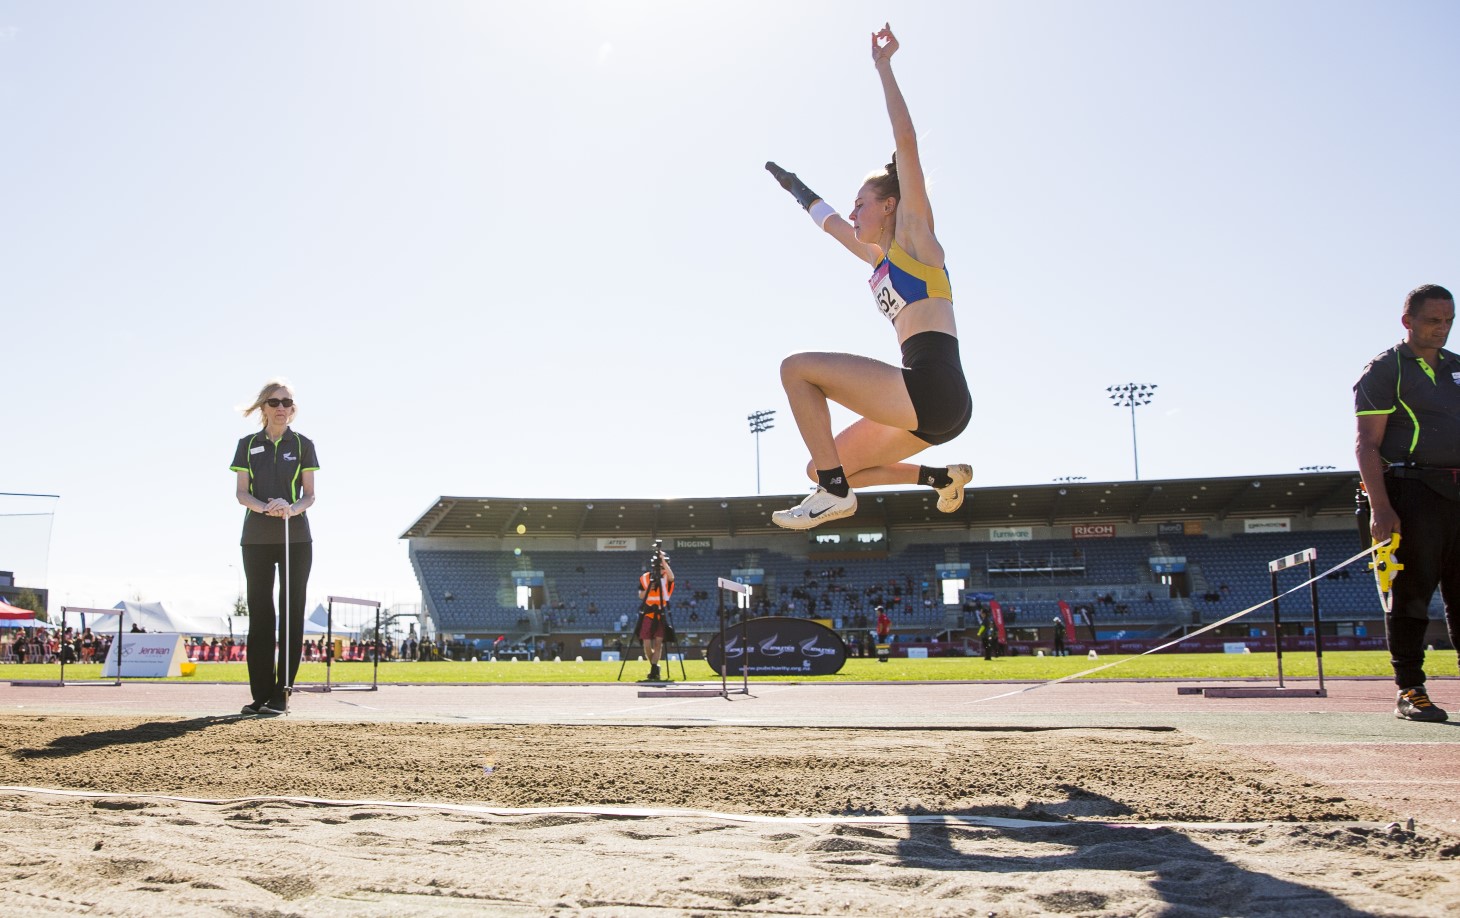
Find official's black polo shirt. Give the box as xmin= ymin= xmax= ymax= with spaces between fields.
xmin=230 ymin=428 xmax=320 ymax=545
xmin=1355 ymin=342 xmax=1460 ymax=467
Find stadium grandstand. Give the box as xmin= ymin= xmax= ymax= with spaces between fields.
xmin=401 ymin=471 xmax=1450 ymax=660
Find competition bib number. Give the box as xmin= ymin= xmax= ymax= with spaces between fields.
xmin=869 ymin=261 xmax=907 ymax=322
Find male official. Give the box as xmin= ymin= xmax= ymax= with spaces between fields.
xmin=636 ymin=551 xmax=675 ymax=682
xmin=1355 ymin=283 xmax=1460 ymax=722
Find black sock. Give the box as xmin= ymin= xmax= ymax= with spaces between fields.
xmin=919 ymin=465 xmax=953 ymax=490
xmin=817 ymin=467 xmax=850 ymax=498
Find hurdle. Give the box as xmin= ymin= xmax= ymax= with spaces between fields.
xmin=1184 ymin=547 xmax=1327 ymax=699
xmin=293 ymin=595 xmax=382 ymax=693
xmin=638 ymin=576 xmax=752 ymax=699
xmin=8 ymin=606 xmax=126 ymax=687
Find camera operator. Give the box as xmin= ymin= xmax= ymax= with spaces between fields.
xmin=636 ymin=548 xmax=676 ymax=682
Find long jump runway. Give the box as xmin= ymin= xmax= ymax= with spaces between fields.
xmin=1 ymin=677 xmax=1457 ymax=916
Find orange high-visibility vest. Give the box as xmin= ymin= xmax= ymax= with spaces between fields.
xmin=639 ymin=571 xmax=675 ymax=607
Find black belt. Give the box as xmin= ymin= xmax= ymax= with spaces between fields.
xmin=1386 ymin=464 xmax=1460 ymax=482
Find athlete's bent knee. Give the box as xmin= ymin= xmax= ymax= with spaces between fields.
xmin=780 ymin=353 xmax=809 ymax=386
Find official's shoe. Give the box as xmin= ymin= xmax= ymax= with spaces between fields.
xmin=647 ymin=665 xmax=661 ymax=682
xmin=259 ymin=697 xmax=288 ymax=717
xmin=934 ymin=464 xmax=973 ymax=513
xmin=771 ymin=487 xmax=857 ymax=530
xmin=1395 ymin=686 xmax=1448 ymax=723
xmin=240 ymin=701 xmax=265 ymax=716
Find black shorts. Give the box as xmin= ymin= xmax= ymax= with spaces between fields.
xmin=901 ymin=331 xmax=971 ymax=445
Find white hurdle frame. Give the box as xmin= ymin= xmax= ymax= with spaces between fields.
xmin=1197 ymin=547 xmax=1327 ymax=699
xmin=292 ymin=595 xmax=382 ymax=693
xmin=9 ymin=606 xmax=125 ymax=687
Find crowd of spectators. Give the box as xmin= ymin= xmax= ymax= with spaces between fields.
xmin=1 ymin=626 xmax=114 ymax=664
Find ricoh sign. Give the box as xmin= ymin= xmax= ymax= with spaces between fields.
xmin=1072 ymin=524 xmax=1116 ymax=539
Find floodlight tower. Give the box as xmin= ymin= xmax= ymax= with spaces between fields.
xmin=747 ymin=409 xmax=776 ymax=495
xmin=1107 ymin=383 xmax=1157 ymax=481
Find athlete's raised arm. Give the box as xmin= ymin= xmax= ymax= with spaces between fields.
xmin=765 ymin=161 xmax=881 ymax=266
xmin=872 ymin=24 xmax=941 ymax=265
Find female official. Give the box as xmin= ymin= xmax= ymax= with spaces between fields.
xmin=767 ymin=23 xmax=971 ymax=530
xmin=230 ymin=380 xmax=319 ymax=715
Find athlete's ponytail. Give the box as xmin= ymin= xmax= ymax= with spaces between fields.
xmin=864 ymin=153 xmax=900 ymax=202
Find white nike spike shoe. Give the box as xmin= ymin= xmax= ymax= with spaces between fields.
xmin=935 ymin=464 xmax=973 ymax=513
xmin=771 ymin=487 xmax=858 ymax=530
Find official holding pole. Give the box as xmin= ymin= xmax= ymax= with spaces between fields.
xmin=1355 ymin=284 xmax=1459 ymax=723
xmin=231 ymin=379 xmax=319 ymax=716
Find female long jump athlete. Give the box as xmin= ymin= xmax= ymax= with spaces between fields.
xmin=767 ymin=23 xmax=971 ymax=530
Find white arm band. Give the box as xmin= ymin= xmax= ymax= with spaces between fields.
xmin=808 ymin=200 xmax=837 ymax=229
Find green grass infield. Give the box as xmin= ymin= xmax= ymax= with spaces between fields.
xmin=4 ymin=651 xmax=1453 ymax=684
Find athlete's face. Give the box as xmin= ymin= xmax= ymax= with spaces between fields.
xmin=849 ymin=182 xmax=895 ymax=244
xmin=1403 ymin=298 xmax=1455 ymax=352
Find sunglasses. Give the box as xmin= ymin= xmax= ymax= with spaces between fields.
xmin=265 ymin=398 xmax=295 ymax=408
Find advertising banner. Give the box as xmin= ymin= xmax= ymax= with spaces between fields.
xmin=1244 ymin=518 xmax=1292 ymax=534
xmin=1056 ymin=600 xmax=1076 ymax=642
xmin=705 ymin=617 xmax=848 ymax=676
xmin=1157 ymin=522 xmax=1185 ymax=536
xmin=102 ymin=633 xmax=185 ymax=678
xmin=596 ymin=538 xmax=638 ymax=551
xmin=989 ymin=600 xmax=1007 ymax=643
xmin=674 ymin=538 xmax=713 ymax=550
xmin=989 ymin=527 xmax=1033 ymax=542
xmin=1149 ymin=556 xmax=1187 ymax=573
xmin=1072 ymin=523 xmax=1116 ymax=539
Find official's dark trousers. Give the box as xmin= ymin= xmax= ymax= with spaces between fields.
xmin=242 ymin=542 xmax=313 ymax=704
xmin=1384 ymin=477 xmax=1460 ymax=688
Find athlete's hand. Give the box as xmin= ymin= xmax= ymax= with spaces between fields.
xmin=871 ymin=23 xmax=899 ymax=67
xmin=1370 ymin=507 xmax=1400 ymax=545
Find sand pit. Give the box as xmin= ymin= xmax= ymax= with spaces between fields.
xmin=1 ymin=714 xmax=1458 ymax=915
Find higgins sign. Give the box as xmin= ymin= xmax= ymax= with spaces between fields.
xmin=706 ymin=617 xmax=848 ymax=676
xmin=1072 ymin=523 xmax=1116 ymax=539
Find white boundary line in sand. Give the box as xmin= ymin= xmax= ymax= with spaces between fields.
xmin=0 ymin=785 xmax=1396 ymax=834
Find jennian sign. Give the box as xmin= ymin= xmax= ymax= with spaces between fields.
xmin=101 ymin=633 xmax=186 ymax=678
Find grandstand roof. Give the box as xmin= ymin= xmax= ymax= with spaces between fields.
xmin=401 ymin=471 xmax=1363 ymax=540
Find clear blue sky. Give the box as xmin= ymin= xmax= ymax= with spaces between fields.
xmin=2 ymin=1 xmax=1456 ymax=617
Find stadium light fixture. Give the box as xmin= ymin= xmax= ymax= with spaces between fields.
xmin=1107 ymin=383 xmax=1157 ymax=481
xmin=1052 ymin=476 xmax=1087 ymax=482
xmin=747 ymin=409 xmax=776 ymax=495
xmin=1299 ymin=465 xmax=1336 ymax=472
